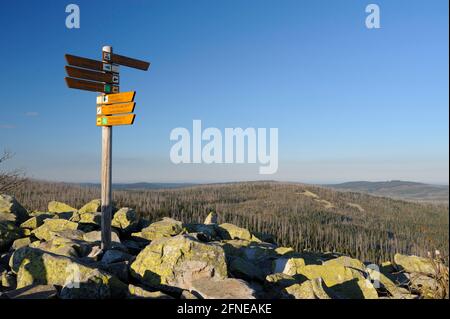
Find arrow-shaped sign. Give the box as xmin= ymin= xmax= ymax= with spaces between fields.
xmin=96 ymin=91 xmax=136 ymax=105
xmin=102 ymin=51 xmax=150 ymax=71
xmin=65 ymin=77 xmax=119 ymax=93
xmin=65 ymin=54 xmax=119 ymax=73
xmin=65 ymin=66 xmax=119 ymax=84
xmin=96 ymin=114 xmax=135 ymax=126
xmin=97 ymin=102 xmax=135 ymax=115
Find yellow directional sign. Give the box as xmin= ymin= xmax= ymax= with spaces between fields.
xmin=96 ymin=114 xmax=135 ymax=126
xmin=97 ymin=102 xmax=135 ymax=115
xmin=96 ymin=91 xmax=135 ymax=105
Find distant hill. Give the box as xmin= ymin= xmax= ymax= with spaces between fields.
xmin=326 ymin=180 xmax=449 ymax=203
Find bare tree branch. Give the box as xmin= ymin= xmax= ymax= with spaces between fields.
xmin=0 ymin=149 xmax=26 ymax=193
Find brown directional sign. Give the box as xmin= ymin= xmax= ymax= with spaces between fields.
xmin=97 ymin=102 xmax=135 ymax=115
xmin=65 ymin=66 xmax=119 ymax=84
xmin=96 ymin=91 xmax=135 ymax=105
xmin=102 ymin=51 xmax=150 ymax=71
xmin=96 ymin=114 xmax=135 ymax=126
xmin=65 ymin=77 xmax=119 ymax=93
xmin=65 ymin=54 xmax=119 ymax=73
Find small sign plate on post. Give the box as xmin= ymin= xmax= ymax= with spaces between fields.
xmin=65 ymin=77 xmax=119 ymax=93
xmin=65 ymin=66 xmax=119 ymax=84
xmin=96 ymin=114 xmax=136 ymax=126
xmin=66 ymin=54 xmax=120 ymax=73
xmin=97 ymin=102 xmax=135 ymax=115
xmin=102 ymin=52 xmax=150 ymax=71
xmin=103 ymin=64 xmax=120 ymax=73
xmin=96 ymin=91 xmax=136 ymax=105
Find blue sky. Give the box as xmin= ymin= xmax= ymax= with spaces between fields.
xmin=0 ymin=0 xmax=448 ymax=184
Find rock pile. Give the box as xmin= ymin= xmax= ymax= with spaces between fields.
xmin=0 ymin=194 xmax=447 ymax=299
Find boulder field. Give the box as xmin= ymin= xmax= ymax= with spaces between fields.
xmin=0 ymin=194 xmax=447 ymax=299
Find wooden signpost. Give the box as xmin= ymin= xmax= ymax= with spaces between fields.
xmin=64 ymin=46 xmax=150 ymax=250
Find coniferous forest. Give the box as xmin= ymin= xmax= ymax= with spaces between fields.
xmin=11 ymin=180 xmax=449 ymax=264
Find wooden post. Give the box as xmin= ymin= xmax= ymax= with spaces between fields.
xmin=101 ymin=45 xmax=113 ymax=250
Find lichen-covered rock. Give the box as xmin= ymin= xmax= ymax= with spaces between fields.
xmin=366 ymin=267 xmax=407 ymax=298
xmin=32 ymin=219 xmax=79 ymax=241
xmin=122 ymin=239 xmax=145 ymax=255
xmin=331 ymin=278 xmax=379 ymax=299
xmin=78 ymin=199 xmax=101 ymax=213
xmin=294 ymin=264 xmax=378 ymax=299
xmin=132 ymin=217 xmax=183 ymax=241
xmin=48 ymin=201 xmax=76 ymax=213
xmin=101 ymin=249 xmax=133 ymax=264
xmin=99 ymin=261 xmax=130 ymax=282
xmin=323 ymin=256 xmax=366 ymax=271
xmin=0 ymin=252 xmax=11 ymax=269
xmin=283 ymin=279 xmax=318 ymax=299
xmin=265 ymin=273 xmax=298 ymax=289
xmin=181 ymin=290 xmax=199 ymax=299
xmin=296 ymin=264 xmax=356 ymax=287
xmin=218 ymin=223 xmax=260 ymax=242
xmin=394 ymin=254 xmax=435 ymax=275
xmin=275 ymin=247 xmax=295 ymax=255
xmin=203 ymin=212 xmax=218 ymax=224
xmin=30 ymin=236 xmax=91 ymax=258
xmin=83 ymin=230 xmax=121 ymax=244
xmin=409 ymin=273 xmax=444 ymax=299
xmin=273 ymin=257 xmax=306 ymax=275
xmin=0 ymin=194 xmax=28 ymax=224
xmin=130 ymin=234 xmax=227 ymax=289
xmin=78 ymin=212 xmax=102 ymax=226
xmin=50 ymin=229 xmax=85 ymax=241
xmin=20 ymin=214 xmax=55 ymax=230
xmin=111 ymin=207 xmax=139 ymax=233
xmin=11 ymin=237 xmax=31 ymax=250
xmin=127 ymin=284 xmax=173 ymax=299
xmin=230 ymin=256 xmax=265 ymax=281
xmin=1 ymin=270 xmax=16 ymax=289
xmin=10 ymin=247 xmax=126 ymax=298
xmin=284 ymin=281 xmax=315 ymax=299
xmin=184 ymin=223 xmax=219 ymax=241
xmin=191 ymin=277 xmax=256 ymax=299
xmin=380 ymin=261 xmax=395 ymax=273
xmin=220 ymin=239 xmax=277 ymax=261
xmin=0 ymin=221 xmax=22 ymax=252
xmin=3 ymin=284 xmax=57 ymax=299
xmin=283 ymin=278 xmax=334 ymax=299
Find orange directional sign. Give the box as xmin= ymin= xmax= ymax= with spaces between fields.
xmin=103 ymin=51 xmax=150 ymax=71
xmin=96 ymin=114 xmax=135 ymax=126
xmin=96 ymin=91 xmax=135 ymax=105
xmin=65 ymin=66 xmax=119 ymax=84
xmin=97 ymin=102 xmax=135 ymax=115
xmin=65 ymin=54 xmax=119 ymax=73
xmin=65 ymin=77 xmax=119 ymax=93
